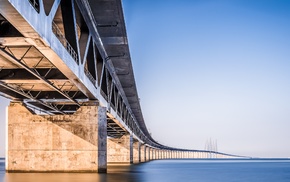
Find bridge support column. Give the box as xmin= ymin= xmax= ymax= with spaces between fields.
xmin=140 ymin=145 xmax=146 ymax=162
xmin=152 ymin=148 xmax=155 ymax=160
xmin=165 ymin=150 xmax=168 ymax=159
xmin=107 ymin=134 xmax=132 ymax=164
xmin=145 ymin=146 xmax=149 ymax=161
xmin=130 ymin=136 xmax=134 ymax=163
xmin=133 ymin=140 xmax=139 ymax=163
xmin=164 ymin=150 xmax=166 ymax=159
xmin=138 ymin=143 xmax=141 ymax=162
xmin=148 ymin=147 xmax=151 ymax=161
xmin=6 ymin=102 xmax=107 ymax=172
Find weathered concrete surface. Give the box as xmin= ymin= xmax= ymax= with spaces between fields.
xmin=148 ymin=147 xmax=150 ymax=161
xmin=145 ymin=146 xmax=149 ymax=161
xmin=6 ymin=102 xmax=107 ymax=172
xmin=133 ymin=141 xmax=139 ymax=163
xmin=107 ymin=134 xmax=131 ymax=164
xmin=140 ymin=145 xmax=145 ymax=162
xmin=151 ymin=149 xmax=155 ymax=160
xmin=129 ymin=136 xmax=133 ymax=164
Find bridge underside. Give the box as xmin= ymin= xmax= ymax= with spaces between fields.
xmin=1 ymin=0 xmax=242 ymax=173
xmin=0 ymin=0 xmax=132 ymax=139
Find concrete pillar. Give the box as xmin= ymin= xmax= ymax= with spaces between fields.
xmin=157 ymin=150 xmax=160 ymax=159
xmin=98 ymin=107 xmax=107 ymax=173
xmin=165 ymin=150 xmax=167 ymax=159
xmin=6 ymin=102 xmax=107 ymax=172
xmin=130 ymin=136 xmax=134 ymax=163
xmin=144 ymin=146 xmax=147 ymax=161
xmin=148 ymin=147 xmax=151 ymax=161
xmin=146 ymin=146 xmax=149 ymax=161
xmin=133 ymin=140 xmax=139 ymax=163
xmin=140 ymin=144 xmax=145 ymax=162
xmin=138 ymin=143 xmax=142 ymax=162
xmin=107 ymin=134 xmax=132 ymax=164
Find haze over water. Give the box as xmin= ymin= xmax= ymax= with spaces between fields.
xmin=1 ymin=158 xmax=290 ymax=182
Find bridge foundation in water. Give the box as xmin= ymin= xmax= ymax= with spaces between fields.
xmin=6 ymin=102 xmax=107 ymax=172
xmin=107 ymin=134 xmax=133 ymax=164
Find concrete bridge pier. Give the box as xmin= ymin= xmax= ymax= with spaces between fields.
xmin=144 ymin=146 xmax=147 ymax=161
xmin=157 ymin=150 xmax=160 ymax=159
xmin=140 ymin=145 xmax=146 ymax=162
xmin=146 ymin=146 xmax=150 ymax=161
xmin=133 ymin=140 xmax=139 ymax=163
xmin=190 ymin=152 xmax=194 ymax=158
xmin=165 ymin=150 xmax=168 ymax=159
xmin=107 ymin=134 xmax=133 ymax=164
xmin=152 ymin=149 xmax=155 ymax=160
xmin=148 ymin=147 xmax=151 ymax=161
xmin=6 ymin=102 xmax=107 ymax=173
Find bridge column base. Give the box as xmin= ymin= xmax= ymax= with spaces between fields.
xmin=6 ymin=102 xmax=107 ymax=173
xmin=133 ymin=141 xmax=139 ymax=163
xmin=107 ymin=134 xmax=132 ymax=164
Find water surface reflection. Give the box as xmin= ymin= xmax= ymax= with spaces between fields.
xmin=3 ymin=164 xmax=143 ymax=182
xmin=2 ymin=159 xmax=290 ymax=182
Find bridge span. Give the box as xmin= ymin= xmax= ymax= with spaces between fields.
xmin=0 ymin=0 xmax=243 ymax=172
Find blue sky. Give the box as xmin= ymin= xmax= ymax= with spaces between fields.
xmin=122 ymin=0 xmax=290 ymax=157
xmin=1 ymin=0 xmax=290 ymax=157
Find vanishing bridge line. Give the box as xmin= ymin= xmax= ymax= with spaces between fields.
xmin=0 ymin=0 xmax=245 ymax=172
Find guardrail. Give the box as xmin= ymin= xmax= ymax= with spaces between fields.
xmin=52 ymin=21 xmax=79 ymax=64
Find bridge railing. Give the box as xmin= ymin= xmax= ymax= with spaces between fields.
xmin=52 ymin=21 xmax=79 ymax=64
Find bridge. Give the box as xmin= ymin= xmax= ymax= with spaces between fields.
xmin=0 ymin=0 xmax=243 ymax=173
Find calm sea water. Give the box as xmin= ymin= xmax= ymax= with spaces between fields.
xmin=1 ymin=158 xmax=290 ymax=182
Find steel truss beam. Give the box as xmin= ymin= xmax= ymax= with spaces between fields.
xmin=0 ymin=80 xmax=65 ymax=114
xmin=0 ymin=48 xmax=80 ymax=106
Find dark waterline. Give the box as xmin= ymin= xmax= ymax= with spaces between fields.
xmin=1 ymin=159 xmax=290 ymax=182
